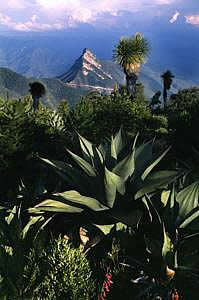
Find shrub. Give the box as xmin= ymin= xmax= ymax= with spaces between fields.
xmin=34 ymin=237 xmax=97 ymax=300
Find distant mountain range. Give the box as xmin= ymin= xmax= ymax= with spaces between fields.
xmin=0 ymin=13 xmax=198 ymax=82
xmin=0 ymin=46 xmax=197 ymax=108
xmin=0 ymin=12 xmax=198 ymax=107
xmin=0 ymin=49 xmax=125 ymax=108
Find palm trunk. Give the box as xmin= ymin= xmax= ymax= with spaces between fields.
xmin=163 ymin=87 xmax=167 ymax=109
xmin=125 ymin=71 xmax=138 ymax=98
xmin=33 ymin=96 xmax=40 ymax=112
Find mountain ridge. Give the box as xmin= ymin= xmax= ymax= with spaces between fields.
xmin=0 ymin=67 xmax=92 ymax=108
xmin=0 ymin=48 xmax=197 ymax=108
xmin=58 ymin=48 xmax=124 ymax=89
xmin=0 ymin=14 xmax=198 ymax=82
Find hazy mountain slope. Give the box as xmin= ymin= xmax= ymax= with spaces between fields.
xmin=0 ymin=54 xmax=197 ymax=110
xmin=57 ymin=48 xmax=197 ymax=99
xmin=139 ymin=65 xmax=196 ymax=98
xmin=0 ymin=67 xmax=91 ymax=108
xmin=0 ymin=35 xmax=69 ymax=77
xmin=0 ymin=14 xmax=198 ymax=83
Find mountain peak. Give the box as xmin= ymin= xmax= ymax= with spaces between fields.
xmin=57 ymin=48 xmax=124 ymax=90
xmin=81 ymin=48 xmax=102 ymax=76
xmin=82 ymin=48 xmax=92 ymax=55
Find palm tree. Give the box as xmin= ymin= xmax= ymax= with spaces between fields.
xmin=161 ymin=70 xmax=175 ymax=108
xmin=29 ymin=81 xmax=46 ymax=112
xmin=113 ymin=33 xmax=150 ymax=97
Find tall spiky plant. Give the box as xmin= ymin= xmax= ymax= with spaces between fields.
xmin=113 ymin=33 xmax=150 ymax=97
xmin=29 ymin=81 xmax=46 ymax=112
xmin=29 ymin=129 xmax=182 ymax=234
xmin=161 ymin=70 xmax=175 ymax=108
xmin=129 ymin=182 xmax=199 ymax=298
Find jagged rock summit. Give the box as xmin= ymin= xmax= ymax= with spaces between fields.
xmin=57 ymin=48 xmax=124 ymax=91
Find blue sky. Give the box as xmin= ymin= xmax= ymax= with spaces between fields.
xmin=0 ymin=0 xmax=198 ymax=32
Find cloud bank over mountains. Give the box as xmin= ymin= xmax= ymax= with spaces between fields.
xmin=0 ymin=0 xmax=198 ymax=31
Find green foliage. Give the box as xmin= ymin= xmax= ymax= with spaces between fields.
xmin=150 ymin=90 xmax=161 ymax=109
xmin=113 ymin=33 xmax=150 ymax=96
xmin=167 ymin=87 xmax=199 ymax=158
xmin=113 ymin=33 xmax=150 ymax=73
xmin=146 ymin=115 xmax=168 ymax=138
xmin=0 ymin=98 xmax=68 ymax=203
xmin=0 ymin=205 xmax=51 ymax=299
xmin=33 ymin=237 xmax=96 ymax=300
xmin=29 ymin=128 xmax=180 ymax=238
xmin=95 ymin=180 xmax=199 ymax=299
xmin=122 ymin=181 xmax=199 ymax=298
xmin=57 ymin=99 xmax=70 ymax=127
xmin=69 ymin=91 xmax=158 ymax=144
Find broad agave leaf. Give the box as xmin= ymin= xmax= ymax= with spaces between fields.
xmin=104 ymin=167 xmax=125 ymax=208
xmin=40 ymin=158 xmax=96 ymax=196
xmin=93 ymin=224 xmax=115 ymax=235
xmin=176 ymin=180 xmax=199 ymax=224
xmin=141 ymin=146 xmax=171 ymax=181
xmin=93 ymin=222 xmax=127 ymax=235
xmin=6 ymin=205 xmax=20 ymax=225
xmin=133 ymin=140 xmax=153 ymax=177
xmin=113 ymin=147 xmax=135 ymax=180
xmin=29 ymin=199 xmax=84 ymax=214
xmin=112 ymin=127 xmax=125 ymax=157
xmin=135 ymin=170 xmax=182 ymax=200
xmin=179 ymin=208 xmax=199 ymax=230
xmin=162 ymin=181 xmax=199 ymax=232
xmin=163 ymin=184 xmax=178 ymax=239
xmin=161 ymin=190 xmax=171 ymax=206
xmin=37 ymin=129 xmax=179 ymax=229
xmin=77 ymin=133 xmax=104 ymax=167
xmin=22 ymin=216 xmax=44 ymax=239
xmin=55 ymin=190 xmax=108 ymax=211
xmin=66 ymin=149 xmax=97 ymax=177
xmin=29 ymin=191 xmax=108 ymax=214
xmin=162 ymin=226 xmax=174 ymax=262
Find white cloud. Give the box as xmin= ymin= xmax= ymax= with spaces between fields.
xmin=0 ymin=12 xmax=64 ymax=31
xmin=0 ymin=0 xmax=28 ymax=10
xmin=0 ymin=0 xmax=179 ymax=31
xmin=185 ymin=15 xmax=199 ymax=25
xmin=0 ymin=13 xmax=13 ymax=26
xmin=170 ymin=11 xmax=180 ymax=23
xmin=35 ymin=0 xmax=177 ymax=23
xmin=31 ymin=14 xmax=39 ymax=22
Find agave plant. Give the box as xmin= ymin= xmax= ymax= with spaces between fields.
xmin=0 ymin=205 xmax=52 ymax=299
xmin=29 ymin=129 xmax=182 ymax=234
xmin=127 ymin=182 xmax=199 ymax=299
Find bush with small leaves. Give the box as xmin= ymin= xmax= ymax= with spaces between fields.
xmin=34 ymin=237 xmax=97 ymax=300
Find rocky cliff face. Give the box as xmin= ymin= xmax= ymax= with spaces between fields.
xmin=57 ymin=48 xmax=124 ymax=90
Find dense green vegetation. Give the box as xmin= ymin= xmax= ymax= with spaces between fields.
xmin=0 ymin=33 xmax=199 ymax=299
xmin=0 ymin=84 xmax=199 ymax=299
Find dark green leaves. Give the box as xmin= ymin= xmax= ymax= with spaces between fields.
xmin=177 ymin=181 xmax=199 ymax=222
